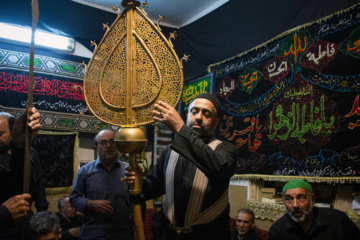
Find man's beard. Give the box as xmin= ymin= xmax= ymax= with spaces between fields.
xmin=0 ymin=144 xmax=10 ymax=154
xmin=288 ymin=204 xmax=313 ymax=223
xmin=188 ymin=122 xmax=213 ymax=139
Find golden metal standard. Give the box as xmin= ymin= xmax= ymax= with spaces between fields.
xmin=83 ymin=1 xmax=185 ymax=239
xmin=83 ymin=0 xmax=183 ymax=126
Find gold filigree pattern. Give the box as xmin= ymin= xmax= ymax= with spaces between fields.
xmin=84 ymin=6 xmax=183 ymax=126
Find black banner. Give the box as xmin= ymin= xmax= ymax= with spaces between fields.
xmin=210 ymin=4 xmax=360 ymax=181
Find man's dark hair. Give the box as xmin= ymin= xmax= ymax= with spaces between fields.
xmin=30 ymin=211 xmax=60 ymax=237
xmin=237 ymin=208 xmax=255 ymax=222
xmin=0 ymin=112 xmax=15 ymax=133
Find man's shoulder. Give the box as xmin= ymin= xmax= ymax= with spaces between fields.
xmin=269 ymin=213 xmax=289 ymax=230
xmin=55 ymin=212 xmax=65 ymax=221
xmin=316 ymin=206 xmax=348 ymax=219
xmin=78 ymin=159 xmax=98 ymax=172
xmin=317 ymin=206 xmax=345 ymax=215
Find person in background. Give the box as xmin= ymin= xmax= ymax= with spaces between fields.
xmin=125 ymin=93 xmax=238 ymax=240
xmin=351 ymin=185 xmax=360 ymax=215
xmin=56 ymin=197 xmax=83 ymax=240
xmin=30 ymin=211 xmax=61 ymax=240
xmin=230 ymin=208 xmax=262 ymax=240
xmin=269 ymin=179 xmax=360 ymax=240
xmin=0 ymin=108 xmax=48 ymax=239
xmin=70 ymin=130 xmax=132 ymax=240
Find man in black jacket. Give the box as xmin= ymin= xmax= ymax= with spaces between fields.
xmin=126 ymin=93 xmax=238 ymax=240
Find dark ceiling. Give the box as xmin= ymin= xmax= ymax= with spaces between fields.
xmin=1 ymin=0 xmax=360 ymax=80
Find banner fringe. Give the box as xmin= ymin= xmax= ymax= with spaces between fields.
xmin=231 ymin=174 xmax=360 ymax=184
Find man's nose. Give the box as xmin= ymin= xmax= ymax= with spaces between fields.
xmin=195 ymin=112 xmax=203 ymax=122
xmin=293 ymin=198 xmax=299 ymax=207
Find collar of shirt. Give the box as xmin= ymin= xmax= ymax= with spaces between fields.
xmin=94 ymin=158 xmax=122 ymax=170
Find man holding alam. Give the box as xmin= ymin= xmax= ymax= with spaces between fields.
xmin=230 ymin=208 xmax=262 ymax=240
xmin=269 ymin=179 xmax=360 ymax=240
xmin=126 ymin=93 xmax=238 ymax=239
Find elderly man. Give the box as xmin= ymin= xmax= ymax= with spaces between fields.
xmin=126 ymin=93 xmax=238 ymax=239
xmin=230 ymin=208 xmax=262 ymax=240
xmin=30 ymin=211 xmax=61 ymax=240
xmin=70 ymin=130 xmax=132 ymax=240
xmin=269 ymin=179 xmax=360 ymax=240
xmin=56 ymin=197 xmax=83 ymax=240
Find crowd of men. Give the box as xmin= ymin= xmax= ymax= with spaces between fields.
xmin=1 ymin=94 xmax=360 ymax=240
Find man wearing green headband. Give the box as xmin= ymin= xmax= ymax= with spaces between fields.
xmin=269 ymin=179 xmax=360 ymax=240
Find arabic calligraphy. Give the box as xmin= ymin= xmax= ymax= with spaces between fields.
xmin=300 ymin=40 xmax=338 ymax=72
xmin=347 ymin=39 xmax=360 ymax=53
xmin=268 ymin=95 xmax=334 ymax=144
xmin=21 ymin=99 xmax=89 ymax=113
xmin=340 ymin=24 xmax=360 ymax=59
xmin=307 ymin=42 xmax=336 ymax=64
xmin=210 ymin=5 xmax=360 ymax=178
xmin=345 ymin=94 xmax=360 ymax=129
xmin=212 ymin=44 xmax=279 ymax=78
xmin=217 ymin=75 xmax=237 ymax=99
xmin=237 ymin=68 xmax=261 ymax=94
xmin=268 ymin=61 xmax=287 ymax=77
xmin=284 ymin=32 xmax=308 ymax=63
xmin=0 ymin=71 xmax=84 ymax=100
xmin=302 ymin=70 xmax=360 ymax=92
xmin=269 ymin=149 xmax=338 ymax=171
xmin=262 ymin=56 xmax=292 ymax=84
xmin=273 ymin=165 xmax=357 ymax=177
xmin=318 ymin=13 xmax=353 ymax=35
xmin=284 ymin=85 xmax=313 ymax=100
xmin=236 ymin=152 xmax=267 ymax=172
xmin=182 ymin=78 xmax=209 ymax=106
xmin=220 ymin=114 xmax=262 ymax=151
xmin=222 ymin=72 xmax=292 ymax=116
xmin=340 ymin=145 xmax=360 ymax=171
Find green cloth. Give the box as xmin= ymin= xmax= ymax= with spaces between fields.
xmin=282 ymin=179 xmax=313 ymax=195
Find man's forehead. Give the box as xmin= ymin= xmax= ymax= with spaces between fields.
xmin=0 ymin=116 xmax=9 ymax=128
xmin=284 ymin=188 xmax=309 ymax=196
xmin=189 ymin=98 xmax=216 ymax=110
xmin=237 ymin=212 xmax=252 ymax=220
xmin=99 ymin=131 xmax=115 ymax=139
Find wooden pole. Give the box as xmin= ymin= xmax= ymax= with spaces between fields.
xmin=19 ymin=1 xmax=38 ymax=239
xmin=23 ymin=0 xmax=38 ymax=195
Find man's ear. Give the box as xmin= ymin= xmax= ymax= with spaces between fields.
xmin=251 ymin=221 xmax=256 ymax=229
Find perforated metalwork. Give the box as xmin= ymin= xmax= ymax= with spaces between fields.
xmin=84 ymin=7 xmax=183 ymax=126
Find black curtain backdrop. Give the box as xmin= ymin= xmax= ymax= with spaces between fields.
xmin=1 ymin=0 xmax=360 ymax=81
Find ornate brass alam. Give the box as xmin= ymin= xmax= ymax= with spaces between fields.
xmin=83 ymin=0 xmax=184 ymax=127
